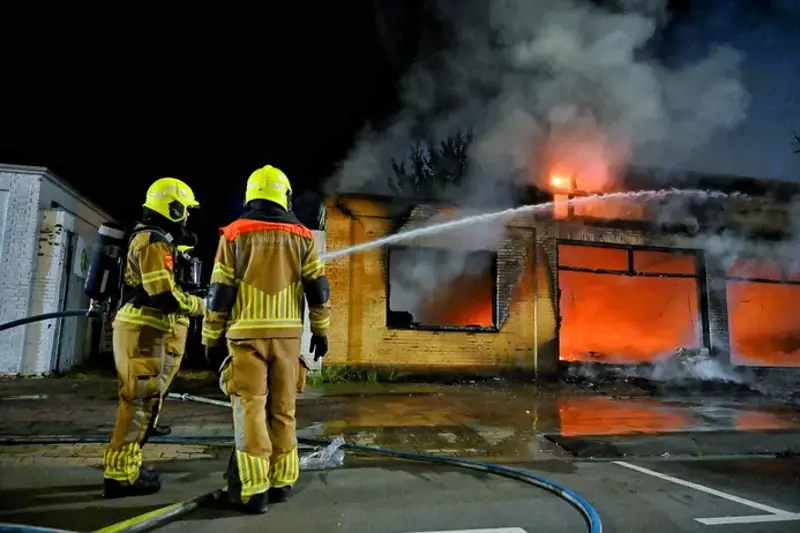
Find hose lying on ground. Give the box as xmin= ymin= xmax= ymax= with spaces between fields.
xmin=0 ymin=310 xmax=94 ymax=333
xmin=0 ymin=393 xmax=604 ymax=533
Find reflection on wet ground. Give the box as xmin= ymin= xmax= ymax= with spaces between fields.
xmin=2 ymin=378 xmax=800 ymax=462
xmin=294 ymin=386 xmax=800 ymax=460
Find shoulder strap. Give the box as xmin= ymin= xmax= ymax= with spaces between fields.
xmin=113 ymin=226 xmax=174 ymax=310
xmin=128 ymin=225 xmax=173 ymax=245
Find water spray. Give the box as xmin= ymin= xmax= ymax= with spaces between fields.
xmin=320 ymin=189 xmax=741 ymax=261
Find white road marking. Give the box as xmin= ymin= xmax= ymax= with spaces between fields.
xmin=614 ymin=461 xmax=800 ymax=526
xmin=697 ymin=513 xmax=800 ymax=526
xmin=405 ymin=529 xmax=527 ymax=533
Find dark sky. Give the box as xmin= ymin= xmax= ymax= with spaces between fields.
xmin=0 ymin=1 xmax=431 ymax=253
xmin=1 ymin=0 xmax=796 ymax=262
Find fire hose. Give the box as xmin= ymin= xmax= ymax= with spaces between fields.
xmin=0 ymin=309 xmax=97 ymax=334
xmin=0 ymin=393 xmax=604 ymax=533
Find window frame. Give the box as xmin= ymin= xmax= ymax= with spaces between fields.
xmin=385 ymin=244 xmax=500 ymax=333
xmin=554 ymin=240 xmax=710 ymax=360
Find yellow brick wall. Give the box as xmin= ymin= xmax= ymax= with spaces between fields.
xmin=324 ymin=196 xmax=540 ymax=372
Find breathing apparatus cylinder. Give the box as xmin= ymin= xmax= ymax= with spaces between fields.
xmin=83 ymin=222 xmax=127 ymax=304
xmin=177 ymin=256 xmax=203 ymax=293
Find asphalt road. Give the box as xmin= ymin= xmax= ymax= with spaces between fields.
xmin=2 ymin=457 xmax=800 ymax=533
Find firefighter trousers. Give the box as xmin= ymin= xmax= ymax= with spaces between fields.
xmin=104 ymin=322 xmax=168 ymax=484
xmin=220 ymin=337 xmax=302 ymax=502
xmin=153 ymin=321 xmax=188 ymax=426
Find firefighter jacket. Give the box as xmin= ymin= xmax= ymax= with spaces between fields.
xmin=201 ymin=207 xmax=331 ymax=347
xmin=171 ymin=250 xmax=198 ymax=328
xmin=114 ymin=225 xmax=205 ymax=331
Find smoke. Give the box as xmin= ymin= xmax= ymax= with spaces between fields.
xmin=388 ymin=207 xmax=506 ymax=323
xmin=330 ymin=0 xmax=749 ymax=327
xmin=330 ymin=0 xmax=748 ymax=197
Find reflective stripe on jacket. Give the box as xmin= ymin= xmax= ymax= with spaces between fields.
xmin=202 ymin=216 xmax=331 ymax=345
xmin=114 ymin=226 xmax=204 ymax=332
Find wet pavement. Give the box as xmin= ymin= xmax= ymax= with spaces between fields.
xmin=2 ymin=456 xmax=800 ymax=532
xmin=2 ymin=376 xmax=800 ymax=464
xmin=2 ymin=375 xmax=800 ymax=532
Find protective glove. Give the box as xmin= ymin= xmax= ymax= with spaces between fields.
xmin=309 ymin=335 xmax=328 ymax=362
xmin=204 ymin=343 xmax=227 ymax=371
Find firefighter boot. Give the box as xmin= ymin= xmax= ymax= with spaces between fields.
xmin=103 ymin=468 xmax=161 ymax=499
xmin=240 ymin=492 xmax=270 ymax=514
xmin=151 ymin=425 xmax=172 ymax=436
xmin=225 ymin=452 xmax=269 ymax=514
xmin=268 ymin=486 xmax=292 ymax=503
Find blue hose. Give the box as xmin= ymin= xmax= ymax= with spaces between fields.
xmin=306 ymin=438 xmax=603 ymax=533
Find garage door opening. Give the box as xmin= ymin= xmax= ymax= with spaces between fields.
xmin=726 ymin=259 xmax=800 ymax=367
xmin=557 ymin=243 xmax=704 ymax=364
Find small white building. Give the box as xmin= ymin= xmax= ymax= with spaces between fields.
xmin=0 ymin=164 xmax=114 ymax=376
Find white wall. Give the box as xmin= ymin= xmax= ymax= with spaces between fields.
xmin=0 ymin=170 xmax=43 ymax=374
xmin=0 ymin=164 xmax=114 ymax=375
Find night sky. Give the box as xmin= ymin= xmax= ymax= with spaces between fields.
xmin=1 ymin=0 xmax=797 ymax=263
xmin=0 ymin=1 xmax=427 ymax=260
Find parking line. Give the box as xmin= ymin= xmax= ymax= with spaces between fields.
xmin=697 ymin=513 xmax=800 ymax=526
xmin=613 ymin=461 xmax=791 ymax=514
xmin=406 ymin=529 xmax=526 ymax=533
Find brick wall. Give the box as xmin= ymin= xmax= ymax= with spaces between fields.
xmin=323 ymin=196 xmax=741 ymax=373
xmin=0 ymin=172 xmax=43 ymax=374
xmin=324 ymin=199 xmax=537 ymax=372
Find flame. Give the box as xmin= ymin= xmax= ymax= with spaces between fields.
xmin=557 ymin=245 xmax=703 ymax=363
xmin=727 ymin=259 xmax=800 ymax=367
xmin=537 ymin=123 xmax=628 ymax=194
xmin=550 ymin=175 xmax=572 ymax=190
xmin=419 ymin=271 xmax=494 ymax=327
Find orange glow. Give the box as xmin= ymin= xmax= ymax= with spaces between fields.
xmin=553 ymin=193 xmax=570 ymax=219
xmin=419 ymin=271 xmax=495 ymax=328
xmin=538 ymin=124 xmax=628 ymax=194
xmin=634 ymin=250 xmax=697 ymax=275
xmin=558 ymin=397 xmax=694 ymax=437
xmin=558 ymin=245 xmax=702 ymax=363
xmin=727 ymin=258 xmax=782 ymax=280
xmin=727 ymin=280 xmax=800 ymax=367
xmin=551 ymin=175 xmax=572 ymax=190
xmin=559 ymin=245 xmax=628 ymax=271
xmin=734 ymin=409 xmax=799 ymax=432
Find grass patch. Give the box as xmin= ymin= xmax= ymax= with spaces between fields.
xmin=306 ymin=365 xmax=410 ymax=385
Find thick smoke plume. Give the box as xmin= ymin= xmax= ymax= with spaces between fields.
xmin=329 ymin=0 xmax=748 ymax=196
xmin=329 ymin=0 xmax=749 ymax=328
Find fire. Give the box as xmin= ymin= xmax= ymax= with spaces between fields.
xmin=537 ymin=123 xmax=628 ymax=194
xmin=550 ymin=175 xmax=572 ymax=191
xmin=419 ymin=271 xmax=494 ymax=328
xmin=557 ymin=245 xmax=703 ymax=363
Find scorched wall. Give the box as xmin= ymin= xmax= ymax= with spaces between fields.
xmin=324 ymin=197 xmax=543 ymax=374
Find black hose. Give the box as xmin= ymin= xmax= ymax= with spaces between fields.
xmin=0 ymin=310 xmax=94 ymax=333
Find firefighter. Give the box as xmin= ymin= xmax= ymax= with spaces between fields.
xmin=151 ymin=234 xmax=202 ymax=437
xmin=203 ymin=165 xmax=331 ymax=514
xmin=103 ymin=178 xmax=205 ymax=499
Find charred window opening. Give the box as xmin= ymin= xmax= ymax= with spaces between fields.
xmin=725 ymin=258 xmax=800 ymax=368
xmin=386 ymin=245 xmax=499 ymax=332
xmin=557 ymin=242 xmax=704 ymax=364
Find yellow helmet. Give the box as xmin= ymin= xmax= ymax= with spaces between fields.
xmin=143 ymin=178 xmax=200 ymax=223
xmin=245 ymin=165 xmax=292 ymax=210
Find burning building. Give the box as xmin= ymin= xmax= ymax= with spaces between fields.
xmin=318 ymin=170 xmax=800 ymax=376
